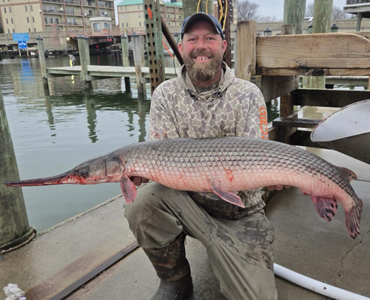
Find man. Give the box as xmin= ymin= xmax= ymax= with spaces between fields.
xmin=125 ymin=12 xmax=278 ymax=300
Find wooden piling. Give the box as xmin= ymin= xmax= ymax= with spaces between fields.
xmin=303 ymin=0 xmax=333 ymax=89
xmin=235 ymin=20 xmax=256 ymax=82
xmin=36 ymin=36 xmax=47 ymax=80
xmin=283 ymin=0 xmax=306 ymax=34
xmin=0 ymin=86 xmax=35 ymax=252
xmin=357 ymin=13 xmax=363 ymax=31
xmin=131 ymin=32 xmax=144 ymax=95
xmin=77 ymin=35 xmax=92 ymax=90
xmin=121 ymin=34 xmax=131 ymax=92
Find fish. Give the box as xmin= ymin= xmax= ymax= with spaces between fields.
xmin=5 ymin=137 xmax=363 ymax=239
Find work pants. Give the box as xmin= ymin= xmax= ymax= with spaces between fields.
xmin=125 ymin=182 xmax=278 ymax=300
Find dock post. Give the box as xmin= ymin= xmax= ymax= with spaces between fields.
xmin=0 ymin=86 xmax=35 ymax=252
xmin=235 ymin=20 xmax=256 ymax=82
xmin=121 ymin=34 xmax=131 ymax=92
xmin=303 ymin=0 xmax=333 ymax=89
xmin=77 ymin=35 xmax=92 ymax=90
xmin=131 ymin=32 xmax=144 ymax=95
xmin=283 ymin=0 xmax=306 ymax=34
xmin=36 ymin=36 xmax=49 ymax=91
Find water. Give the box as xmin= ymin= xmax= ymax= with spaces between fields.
xmin=1 ymin=54 xmax=279 ymax=233
xmin=0 ymin=54 xmax=158 ymax=232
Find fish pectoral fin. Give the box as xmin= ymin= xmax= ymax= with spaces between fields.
xmin=120 ymin=175 xmax=137 ymax=204
xmin=211 ymin=185 xmax=245 ymax=208
xmin=311 ymin=196 xmax=338 ymax=222
xmin=345 ymin=199 xmax=363 ymax=239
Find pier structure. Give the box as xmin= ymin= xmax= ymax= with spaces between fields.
xmin=3 ymin=1 xmax=370 ymax=298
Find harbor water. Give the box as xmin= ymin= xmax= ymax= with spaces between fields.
xmin=0 ymin=53 xmax=280 ymax=232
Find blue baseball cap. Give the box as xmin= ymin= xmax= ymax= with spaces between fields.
xmin=181 ymin=12 xmax=225 ymax=40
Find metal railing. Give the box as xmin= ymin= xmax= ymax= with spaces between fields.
xmin=346 ymin=0 xmax=370 ymax=4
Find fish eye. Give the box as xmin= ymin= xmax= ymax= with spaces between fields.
xmin=80 ymin=169 xmax=89 ymax=178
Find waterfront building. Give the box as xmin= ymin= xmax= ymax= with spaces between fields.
xmin=0 ymin=0 xmax=115 ymax=34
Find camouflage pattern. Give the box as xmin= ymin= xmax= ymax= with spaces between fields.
xmin=148 ymin=63 xmax=266 ymax=219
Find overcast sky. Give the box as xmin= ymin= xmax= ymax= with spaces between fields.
xmin=114 ymin=0 xmax=348 ymax=25
xmin=257 ymin=0 xmax=347 ymax=21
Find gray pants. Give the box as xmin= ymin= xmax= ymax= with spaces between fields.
xmin=125 ymin=182 xmax=278 ymax=300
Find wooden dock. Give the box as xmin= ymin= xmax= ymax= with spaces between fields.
xmin=46 ymin=66 xmax=178 ymax=80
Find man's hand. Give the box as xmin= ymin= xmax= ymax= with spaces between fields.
xmin=266 ymin=185 xmax=292 ymax=191
xmin=131 ymin=176 xmax=150 ymax=186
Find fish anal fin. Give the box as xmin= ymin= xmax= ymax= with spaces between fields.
xmin=338 ymin=167 xmax=358 ymax=182
xmin=345 ymin=199 xmax=363 ymax=239
xmin=311 ymin=196 xmax=338 ymax=222
xmin=120 ymin=175 xmax=137 ymax=204
xmin=211 ymin=185 xmax=245 ymax=208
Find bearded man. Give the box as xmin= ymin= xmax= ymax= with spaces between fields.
xmin=124 ymin=12 xmax=278 ymax=300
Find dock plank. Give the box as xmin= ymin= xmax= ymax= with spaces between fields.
xmin=46 ymin=66 xmax=178 ymax=79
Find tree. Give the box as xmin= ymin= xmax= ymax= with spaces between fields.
xmin=259 ymin=16 xmax=277 ymax=23
xmin=306 ymin=3 xmax=352 ymax=20
xmin=305 ymin=3 xmax=314 ymax=17
xmin=332 ymin=5 xmax=347 ymax=19
xmin=237 ymin=0 xmax=260 ymax=21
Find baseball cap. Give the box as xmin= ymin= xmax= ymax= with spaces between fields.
xmin=180 ymin=12 xmax=225 ymax=40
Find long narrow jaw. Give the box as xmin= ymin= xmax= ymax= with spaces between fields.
xmin=5 ymin=170 xmax=80 ymax=187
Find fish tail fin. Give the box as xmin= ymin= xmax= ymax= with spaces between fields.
xmin=345 ymin=199 xmax=363 ymax=239
xmin=311 ymin=196 xmax=338 ymax=222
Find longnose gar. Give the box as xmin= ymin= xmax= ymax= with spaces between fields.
xmin=5 ymin=137 xmax=363 ymax=239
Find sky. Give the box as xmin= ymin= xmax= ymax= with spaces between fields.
xmin=113 ymin=0 xmax=348 ymax=25
xmin=257 ymin=0 xmax=347 ymax=21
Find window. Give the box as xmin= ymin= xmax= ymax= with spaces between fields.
xmin=138 ymin=13 xmax=140 ymax=18
xmin=4 ymin=7 xmax=6 ymax=13
xmin=11 ymin=18 xmax=13 ymax=23
xmin=44 ymin=17 xmax=48 ymax=24
xmin=8 ymin=29 xmax=10 ymax=33
xmin=30 ymin=5 xmax=33 ymax=11
xmin=121 ymin=23 xmax=124 ymax=27
xmin=32 ymin=17 xmax=35 ymax=22
xmin=34 ymin=28 xmax=36 ymax=32
xmin=25 ymin=5 xmax=27 ymax=11
xmin=125 ymin=14 xmax=127 ymax=18
xmin=27 ymin=17 xmax=29 ymax=23
xmin=12 ymin=29 xmax=15 ymax=33
xmin=29 ymin=28 xmax=31 ymax=32
xmin=139 ymin=22 xmax=141 ymax=26
xmin=126 ymin=22 xmax=128 ymax=27
xmin=9 ymin=7 xmax=11 ymax=12
xmin=125 ymin=6 xmax=127 ymax=11
xmin=5 ymin=18 xmax=8 ymax=24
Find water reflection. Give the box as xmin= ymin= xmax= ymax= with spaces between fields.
xmin=0 ymin=55 xmax=152 ymax=231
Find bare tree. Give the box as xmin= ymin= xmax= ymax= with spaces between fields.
xmin=259 ymin=16 xmax=277 ymax=23
xmin=332 ymin=5 xmax=347 ymax=19
xmin=306 ymin=3 xmax=352 ymax=20
xmin=237 ymin=0 xmax=260 ymax=21
xmin=305 ymin=3 xmax=314 ymax=17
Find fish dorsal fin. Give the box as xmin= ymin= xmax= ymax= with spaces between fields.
xmin=338 ymin=167 xmax=358 ymax=182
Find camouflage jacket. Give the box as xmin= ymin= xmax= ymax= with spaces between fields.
xmin=148 ymin=63 xmax=268 ymax=219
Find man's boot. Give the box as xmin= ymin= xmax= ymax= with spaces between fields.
xmin=143 ymin=232 xmax=193 ymax=300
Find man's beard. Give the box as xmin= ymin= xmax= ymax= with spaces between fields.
xmin=183 ymin=50 xmax=223 ymax=82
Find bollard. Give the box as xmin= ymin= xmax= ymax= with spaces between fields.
xmin=77 ymin=35 xmax=92 ymax=90
xmin=121 ymin=34 xmax=131 ymax=92
xmin=0 ymin=86 xmax=35 ymax=252
xmin=131 ymin=32 xmax=144 ymax=95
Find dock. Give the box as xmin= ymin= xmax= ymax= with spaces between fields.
xmin=46 ymin=66 xmax=177 ymax=80
xmin=1 ymin=147 xmax=369 ymax=300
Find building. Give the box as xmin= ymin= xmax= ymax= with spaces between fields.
xmin=0 ymin=0 xmax=115 ymax=34
xmin=117 ymin=0 xmax=183 ymax=34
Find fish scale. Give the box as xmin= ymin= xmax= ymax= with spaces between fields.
xmin=5 ymin=137 xmax=363 ymax=239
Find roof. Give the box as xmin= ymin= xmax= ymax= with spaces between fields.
xmin=117 ymin=0 xmax=182 ymax=7
xmin=117 ymin=0 xmax=143 ymax=6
